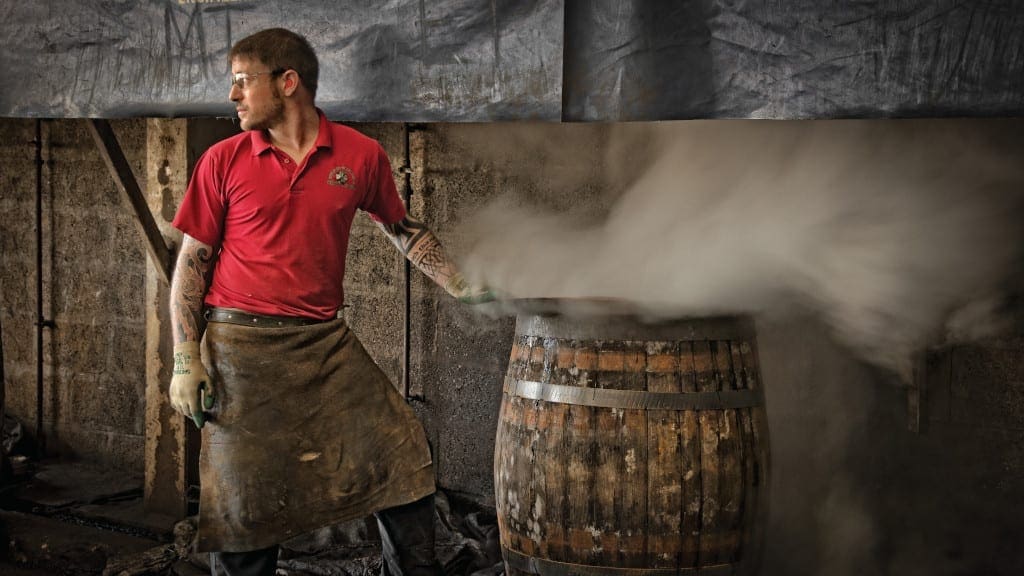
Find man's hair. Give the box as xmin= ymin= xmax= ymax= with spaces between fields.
xmin=229 ymin=28 xmax=319 ymax=97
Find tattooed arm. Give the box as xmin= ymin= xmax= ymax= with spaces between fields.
xmin=377 ymin=215 xmax=494 ymax=303
xmin=170 ymin=234 xmax=217 ymax=344
xmin=168 ymin=234 xmax=218 ymax=428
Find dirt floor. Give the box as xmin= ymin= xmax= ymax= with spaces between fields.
xmin=0 ymin=458 xmax=501 ymax=576
xmin=0 ymin=458 xmax=189 ymax=575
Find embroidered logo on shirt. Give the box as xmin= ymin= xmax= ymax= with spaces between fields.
xmin=327 ymin=166 xmax=356 ymax=190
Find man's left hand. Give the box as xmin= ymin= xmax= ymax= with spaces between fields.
xmin=444 ymin=272 xmax=497 ymax=304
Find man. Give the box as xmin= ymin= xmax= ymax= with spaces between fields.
xmin=169 ymin=28 xmax=490 ymax=576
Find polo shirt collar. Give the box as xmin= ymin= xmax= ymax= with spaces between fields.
xmin=249 ymin=108 xmax=333 ymax=156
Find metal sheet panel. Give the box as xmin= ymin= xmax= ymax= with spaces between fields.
xmin=564 ymin=0 xmax=1024 ymax=120
xmin=0 ymin=0 xmax=563 ymax=121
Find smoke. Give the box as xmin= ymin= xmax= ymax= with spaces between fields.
xmin=440 ymin=120 xmax=1024 ymax=575
xmin=456 ymin=119 xmax=1024 ymax=381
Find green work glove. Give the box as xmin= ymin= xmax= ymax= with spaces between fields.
xmin=170 ymin=341 xmax=215 ymax=429
xmin=444 ymin=272 xmax=497 ymax=304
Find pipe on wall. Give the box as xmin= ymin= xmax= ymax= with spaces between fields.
xmin=1 ymin=303 xmax=5 ymax=427
xmin=34 ymin=120 xmax=54 ymax=456
xmin=399 ymin=123 xmax=429 ymax=401
xmin=401 ymin=123 xmax=412 ymax=399
xmin=1 ymin=296 xmax=6 ymax=482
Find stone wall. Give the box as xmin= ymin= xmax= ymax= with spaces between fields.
xmin=0 ymin=118 xmax=148 ymax=473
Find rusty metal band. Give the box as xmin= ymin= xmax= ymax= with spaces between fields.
xmin=501 ymin=547 xmax=736 ymax=576
xmin=503 ymin=379 xmax=764 ymax=410
xmin=514 ymin=313 xmax=756 ymax=343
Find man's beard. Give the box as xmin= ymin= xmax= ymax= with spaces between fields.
xmin=242 ymin=88 xmax=285 ymax=131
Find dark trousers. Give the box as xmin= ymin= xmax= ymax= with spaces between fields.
xmin=210 ymin=494 xmax=443 ymax=576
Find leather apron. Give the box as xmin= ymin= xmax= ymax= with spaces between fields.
xmin=195 ymin=317 xmax=435 ymax=553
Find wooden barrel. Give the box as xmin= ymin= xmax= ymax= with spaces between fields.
xmin=495 ymin=313 xmax=770 ymax=576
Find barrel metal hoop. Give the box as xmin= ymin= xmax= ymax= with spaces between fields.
xmin=504 ymin=379 xmax=764 ymax=410
xmin=515 ymin=314 xmax=756 ymax=342
xmin=502 ymin=547 xmax=736 ymax=576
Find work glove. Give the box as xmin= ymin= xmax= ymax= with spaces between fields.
xmin=444 ymin=272 xmax=497 ymax=304
xmin=170 ymin=341 xmax=215 ymax=429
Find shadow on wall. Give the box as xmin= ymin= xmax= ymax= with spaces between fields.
xmin=759 ymin=314 xmax=1024 ymax=576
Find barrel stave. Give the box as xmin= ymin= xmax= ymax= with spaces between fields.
xmin=596 ymin=339 xmax=648 ymax=568
xmin=645 ymin=340 xmax=684 ymax=568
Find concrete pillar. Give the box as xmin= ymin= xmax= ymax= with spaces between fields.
xmin=143 ymin=118 xmax=189 ymax=519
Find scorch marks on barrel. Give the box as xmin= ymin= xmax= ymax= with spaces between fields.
xmin=714 ymin=340 xmax=745 ymax=564
xmin=738 ymin=339 xmax=770 ymax=566
xmin=646 ymin=340 xmax=685 ymax=567
xmin=595 ymin=339 xmax=648 ymax=566
xmin=677 ymin=341 xmax=703 ymax=566
xmin=694 ymin=340 xmax=723 ymax=565
xmin=495 ymin=321 xmax=769 ymax=574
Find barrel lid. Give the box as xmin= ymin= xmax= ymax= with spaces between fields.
xmin=503 ymin=297 xmax=638 ymax=317
xmin=504 ymin=298 xmax=757 ymax=341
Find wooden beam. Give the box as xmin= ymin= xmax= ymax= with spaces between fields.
xmin=86 ymin=119 xmax=174 ymax=284
xmin=143 ymin=119 xmax=190 ymax=520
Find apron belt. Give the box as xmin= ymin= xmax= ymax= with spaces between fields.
xmin=205 ymin=306 xmax=335 ymax=328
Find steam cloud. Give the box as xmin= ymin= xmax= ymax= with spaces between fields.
xmin=456 ymin=120 xmax=1024 ymax=381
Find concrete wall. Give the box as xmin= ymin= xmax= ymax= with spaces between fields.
xmin=0 ymin=118 xmax=148 ymax=473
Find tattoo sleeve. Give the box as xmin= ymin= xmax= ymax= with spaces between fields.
xmin=170 ymin=234 xmax=217 ymax=344
xmin=377 ymin=215 xmax=459 ymax=290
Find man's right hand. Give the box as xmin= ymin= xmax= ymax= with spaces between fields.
xmin=170 ymin=341 xmax=215 ymax=429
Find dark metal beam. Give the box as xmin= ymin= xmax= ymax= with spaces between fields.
xmin=86 ymin=119 xmax=174 ymax=285
xmin=908 ymin=351 xmax=929 ymax=434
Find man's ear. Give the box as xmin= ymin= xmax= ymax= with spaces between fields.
xmin=282 ymin=70 xmax=300 ymax=96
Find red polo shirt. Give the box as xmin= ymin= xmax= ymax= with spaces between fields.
xmin=172 ymin=110 xmax=406 ymax=319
